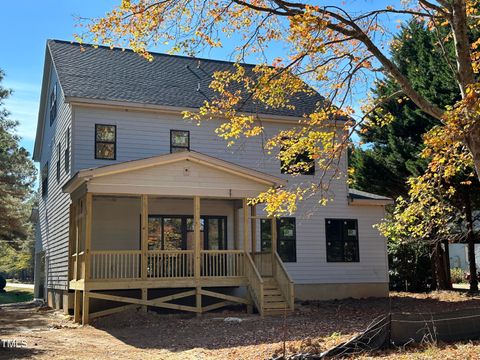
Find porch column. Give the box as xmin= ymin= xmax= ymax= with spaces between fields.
xmin=242 ymin=198 xmax=249 ymax=253
xmin=194 ymin=196 xmax=201 ymax=315
xmin=141 ymin=195 xmax=148 ymax=311
xmin=271 ymin=217 xmax=277 ymax=275
xmin=250 ymin=205 xmax=257 ymax=254
xmin=82 ymin=193 xmax=92 ymax=325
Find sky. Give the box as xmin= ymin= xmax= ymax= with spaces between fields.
xmin=0 ymin=1 xmax=402 ymax=161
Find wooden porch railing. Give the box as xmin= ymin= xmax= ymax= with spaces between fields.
xmin=200 ymin=250 xmax=244 ymax=277
xmin=147 ymin=250 xmax=195 ymax=278
xmin=252 ymin=251 xmax=273 ymax=277
xmin=273 ymin=252 xmax=295 ymax=311
xmin=245 ymin=252 xmax=264 ymax=316
xmin=90 ymin=250 xmax=142 ymax=280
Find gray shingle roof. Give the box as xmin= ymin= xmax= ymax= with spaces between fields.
xmin=348 ymin=188 xmax=393 ymax=201
xmin=48 ymin=39 xmax=325 ymax=117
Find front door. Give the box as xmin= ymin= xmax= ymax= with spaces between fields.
xmin=148 ymin=215 xmax=227 ymax=250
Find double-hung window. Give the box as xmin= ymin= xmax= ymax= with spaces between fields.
xmin=41 ymin=162 xmax=49 ymax=197
xmin=56 ymin=143 xmax=61 ymax=183
xmin=49 ymin=83 xmax=57 ymax=125
xmin=260 ymin=217 xmax=297 ymax=262
xmin=325 ymin=219 xmax=359 ymax=262
xmin=64 ymin=128 xmax=70 ymax=173
xmin=95 ymin=124 xmax=116 ymax=160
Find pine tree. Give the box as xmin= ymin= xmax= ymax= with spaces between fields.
xmin=350 ymin=20 xmax=459 ymax=198
xmin=0 ymin=69 xmax=36 ymax=281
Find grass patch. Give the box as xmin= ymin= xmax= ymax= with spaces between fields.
xmin=0 ymin=286 xmax=34 ymax=304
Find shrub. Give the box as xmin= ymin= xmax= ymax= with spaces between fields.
xmin=0 ymin=275 xmax=6 ymax=292
xmin=450 ymin=267 xmax=466 ymax=284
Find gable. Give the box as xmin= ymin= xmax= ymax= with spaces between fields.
xmin=87 ymin=159 xmax=272 ymax=197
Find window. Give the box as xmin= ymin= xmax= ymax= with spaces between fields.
xmin=148 ymin=215 xmax=226 ymax=251
xmin=170 ymin=130 xmax=190 ymax=153
xmin=41 ymin=162 xmax=49 ymax=197
xmin=260 ymin=217 xmax=296 ymax=262
xmin=49 ymin=83 xmax=57 ymax=126
xmin=326 ymin=219 xmax=359 ymax=262
xmin=64 ymin=128 xmax=70 ymax=173
xmin=95 ymin=124 xmax=116 ymax=160
xmin=56 ymin=143 xmax=61 ymax=183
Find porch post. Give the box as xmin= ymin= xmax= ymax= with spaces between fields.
xmin=194 ymin=196 xmax=201 ymax=315
xmin=141 ymin=195 xmax=148 ymax=311
xmin=271 ymin=217 xmax=277 ymax=275
xmin=82 ymin=193 xmax=92 ymax=325
xmin=250 ymin=205 xmax=256 ymax=254
xmin=243 ymin=198 xmax=249 ymax=253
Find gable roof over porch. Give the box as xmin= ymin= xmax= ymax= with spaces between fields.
xmin=63 ymin=151 xmax=286 ymax=198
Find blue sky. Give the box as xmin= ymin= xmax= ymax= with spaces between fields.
xmin=1 ymin=1 xmax=402 ymax=160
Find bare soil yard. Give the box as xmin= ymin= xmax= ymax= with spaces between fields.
xmin=1 ymin=291 xmax=480 ymax=360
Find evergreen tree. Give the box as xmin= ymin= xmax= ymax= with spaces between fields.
xmin=0 ymin=69 xmax=36 ymax=281
xmin=350 ymin=20 xmax=459 ymax=198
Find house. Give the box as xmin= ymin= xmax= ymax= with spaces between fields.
xmin=33 ymin=39 xmax=392 ymax=324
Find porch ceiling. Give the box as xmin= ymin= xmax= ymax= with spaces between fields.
xmin=63 ymin=151 xmax=286 ymax=198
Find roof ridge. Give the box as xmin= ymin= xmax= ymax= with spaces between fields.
xmin=47 ymin=39 xmax=262 ymax=68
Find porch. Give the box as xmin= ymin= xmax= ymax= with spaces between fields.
xmin=64 ymin=151 xmax=294 ymax=324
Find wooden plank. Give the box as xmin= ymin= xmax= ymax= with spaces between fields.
xmin=74 ymin=290 xmax=81 ymax=323
xmin=194 ymin=196 xmax=201 ymax=281
xmin=90 ymin=304 xmax=140 ymax=320
xmin=87 ymin=292 xmax=199 ymax=313
xmin=251 ymin=205 xmax=257 ymax=254
xmin=271 ymin=217 xmax=277 ymax=276
xmin=202 ymin=301 xmax=230 ymax=313
xmin=199 ymin=289 xmax=251 ymax=305
xmin=196 ymin=286 xmax=202 ymax=316
xmin=84 ymin=194 xmax=93 ymax=281
xmin=141 ymin=195 xmax=148 ymax=280
xmin=82 ymin=291 xmax=90 ymax=325
xmin=243 ymin=198 xmax=249 ymax=252
xmin=154 ymin=289 xmax=196 ymax=303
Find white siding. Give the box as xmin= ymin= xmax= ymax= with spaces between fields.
xmin=72 ymin=106 xmax=388 ymax=285
xmin=37 ymin=66 xmax=72 ymax=291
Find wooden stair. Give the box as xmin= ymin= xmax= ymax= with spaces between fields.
xmin=262 ymin=277 xmax=292 ymax=316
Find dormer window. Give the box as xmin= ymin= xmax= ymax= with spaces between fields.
xmin=49 ymin=83 xmax=57 ymax=126
xmin=170 ymin=130 xmax=190 ymax=153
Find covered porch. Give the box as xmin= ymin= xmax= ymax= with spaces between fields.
xmin=64 ymin=151 xmax=294 ymax=324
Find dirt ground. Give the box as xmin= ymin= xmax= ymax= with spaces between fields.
xmin=1 ymin=291 xmax=480 ymax=360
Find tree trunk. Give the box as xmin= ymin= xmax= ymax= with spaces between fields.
xmin=466 ymin=124 xmax=480 ymax=182
xmin=464 ymin=189 xmax=478 ymax=292
xmin=434 ymin=242 xmax=450 ymax=290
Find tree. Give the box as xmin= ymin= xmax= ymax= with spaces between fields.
xmin=349 ymin=20 xmax=477 ymax=291
xmin=350 ymin=20 xmax=458 ymax=199
xmin=0 ymin=69 xmax=37 ymax=281
xmin=78 ymin=1 xmax=480 ymax=216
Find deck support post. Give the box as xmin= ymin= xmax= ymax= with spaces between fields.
xmin=74 ymin=290 xmax=81 ymax=323
xmin=243 ymin=198 xmax=249 ymax=253
xmin=141 ymin=195 xmax=148 ymax=311
xmin=194 ymin=196 xmax=201 ymax=316
xmin=82 ymin=291 xmax=89 ymax=325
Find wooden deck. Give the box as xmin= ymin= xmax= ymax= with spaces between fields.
xmin=68 ymin=193 xmax=294 ymax=324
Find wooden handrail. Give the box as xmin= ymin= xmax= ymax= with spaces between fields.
xmin=90 ymin=250 xmax=141 ymax=255
xmin=245 ymin=253 xmax=264 ymax=284
xmin=201 ymin=249 xmax=244 ymax=254
xmin=274 ymin=252 xmax=294 ymax=284
xmin=245 ymin=252 xmax=264 ymax=316
xmin=273 ymin=251 xmax=295 ymax=311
